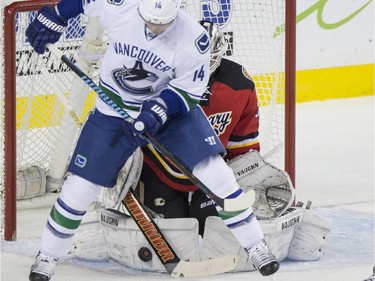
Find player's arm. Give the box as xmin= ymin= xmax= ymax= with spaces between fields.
xmin=54 ymin=0 xmax=84 ymax=19
xmin=131 ymin=65 xmax=209 ymax=139
xmin=132 ymin=31 xmax=211 ymax=137
xmin=160 ymin=35 xmax=211 ymax=118
xmin=25 ymin=0 xmax=98 ymax=54
xmin=161 ymin=26 xmax=211 ymax=115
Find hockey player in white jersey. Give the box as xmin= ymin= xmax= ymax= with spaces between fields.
xmin=25 ymin=0 xmax=279 ymax=280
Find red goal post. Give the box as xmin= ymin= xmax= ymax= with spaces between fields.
xmin=1 ymin=0 xmax=296 ymax=241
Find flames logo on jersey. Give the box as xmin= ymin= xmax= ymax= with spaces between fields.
xmin=207 ymin=111 xmax=232 ymax=136
xmin=112 ymin=60 xmax=159 ymax=95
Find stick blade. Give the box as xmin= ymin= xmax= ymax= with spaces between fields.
xmin=224 ymin=190 xmax=255 ymax=211
xmin=170 ymin=254 xmax=239 ymax=278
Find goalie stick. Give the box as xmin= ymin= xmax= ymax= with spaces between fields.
xmin=39 ymin=54 xmax=239 ymax=277
xmin=45 ymin=43 xmax=255 ymax=212
xmin=39 ymin=64 xmax=83 ymax=128
xmin=123 ymin=189 xmax=239 ymax=277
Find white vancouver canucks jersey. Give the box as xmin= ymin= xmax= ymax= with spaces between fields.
xmin=83 ymin=0 xmax=210 ymax=118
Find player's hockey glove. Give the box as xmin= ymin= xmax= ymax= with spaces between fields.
xmin=131 ymin=98 xmax=168 ymax=144
xmin=26 ymin=6 xmax=67 ymax=54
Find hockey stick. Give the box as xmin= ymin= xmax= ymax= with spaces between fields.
xmin=39 ymin=64 xmax=83 ymax=127
xmin=123 ymin=188 xmax=239 ymax=277
xmin=39 ymin=56 xmax=239 ymax=277
xmin=46 ymin=43 xmax=255 ymax=212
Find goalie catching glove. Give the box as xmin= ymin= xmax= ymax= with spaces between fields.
xmin=227 ymin=150 xmax=295 ymax=219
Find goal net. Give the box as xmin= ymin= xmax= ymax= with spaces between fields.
xmin=0 ymin=0 xmax=295 ymax=241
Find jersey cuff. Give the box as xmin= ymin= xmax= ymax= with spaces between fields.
xmin=160 ymin=88 xmax=189 ymax=119
xmin=56 ymin=0 xmax=84 ymax=19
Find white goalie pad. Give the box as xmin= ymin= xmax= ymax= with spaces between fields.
xmin=70 ymin=211 xmax=109 ymax=261
xmin=77 ymin=17 xmax=107 ymax=63
xmin=98 ymin=148 xmax=143 ymax=208
xmin=71 ymin=205 xmax=332 ymax=272
xmin=98 ymin=208 xmax=201 ymax=272
xmin=201 ymin=207 xmax=304 ymax=272
xmin=16 ymin=166 xmax=47 ymax=200
xmin=71 ymin=221 xmax=109 ymax=261
xmin=227 ymin=150 xmax=295 ymax=219
xmin=288 ymin=207 xmax=332 ymax=261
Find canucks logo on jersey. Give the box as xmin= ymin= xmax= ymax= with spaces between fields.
xmin=111 ymin=61 xmax=159 ymax=95
xmin=107 ymin=0 xmax=124 ymax=5
xmin=195 ymin=32 xmax=210 ymax=54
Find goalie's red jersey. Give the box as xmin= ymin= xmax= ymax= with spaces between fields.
xmin=142 ymin=58 xmax=260 ymax=192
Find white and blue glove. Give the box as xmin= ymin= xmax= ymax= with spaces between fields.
xmin=26 ymin=6 xmax=67 ymax=54
xmin=131 ymin=98 xmax=168 ymax=145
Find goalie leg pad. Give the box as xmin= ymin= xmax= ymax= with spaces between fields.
xmin=71 ymin=219 xmax=109 ymax=261
xmin=262 ymin=208 xmax=304 ymax=261
xmin=288 ymin=208 xmax=332 ymax=261
xmin=201 ymin=216 xmax=256 ymax=272
xmin=98 ymin=208 xmax=200 ymax=272
xmin=17 ymin=166 xmax=47 ymax=199
xmin=98 ymin=148 xmax=143 ymax=208
xmin=201 ymin=208 xmax=305 ymax=272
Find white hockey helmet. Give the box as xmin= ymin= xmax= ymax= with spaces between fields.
xmin=200 ymin=20 xmax=228 ymax=74
xmin=139 ymin=0 xmax=182 ymax=25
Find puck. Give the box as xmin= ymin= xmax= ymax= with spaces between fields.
xmin=138 ymin=247 xmax=152 ymax=262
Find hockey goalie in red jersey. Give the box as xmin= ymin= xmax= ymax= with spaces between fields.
xmin=73 ymin=20 xmax=330 ymax=276
xmin=137 ymin=20 xmax=263 ymax=236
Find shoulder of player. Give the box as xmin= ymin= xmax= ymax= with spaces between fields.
xmin=172 ymin=11 xmax=210 ymax=57
xmin=214 ymin=58 xmax=255 ymax=91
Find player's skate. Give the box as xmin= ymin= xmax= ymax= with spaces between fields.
xmin=246 ymin=239 xmax=279 ymax=276
xmin=29 ymin=251 xmax=58 ymax=281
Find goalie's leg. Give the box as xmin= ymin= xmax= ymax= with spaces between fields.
xmin=193 ymin=155 xmax=279 ymax=276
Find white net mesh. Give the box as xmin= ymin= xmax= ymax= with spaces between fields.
xmin=1 ymin=0 xmax=287 ymax=240
xmin=185 ymin=0 xmax=286 ymax=166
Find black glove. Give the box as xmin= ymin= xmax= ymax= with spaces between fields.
xmin=26 ymin=6 xmax=67 ymax=54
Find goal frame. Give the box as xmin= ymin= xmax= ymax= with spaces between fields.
xmin=2 ymin=0 xmax=296 ymax=241
xmin=3 ymin=0 xmax=60 ymax=241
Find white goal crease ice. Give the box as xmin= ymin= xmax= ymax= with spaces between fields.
xmin=0 ymin=0 xmax=296 ymax=241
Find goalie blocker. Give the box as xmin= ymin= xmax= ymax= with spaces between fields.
xmin=71 ymin=202 xmax=332 ymax=272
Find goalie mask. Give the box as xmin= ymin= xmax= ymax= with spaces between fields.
xmin=200 ymin=20 xmax=228 ymax=74
xmin=139 ymin=0 xmax=182 ymax=25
